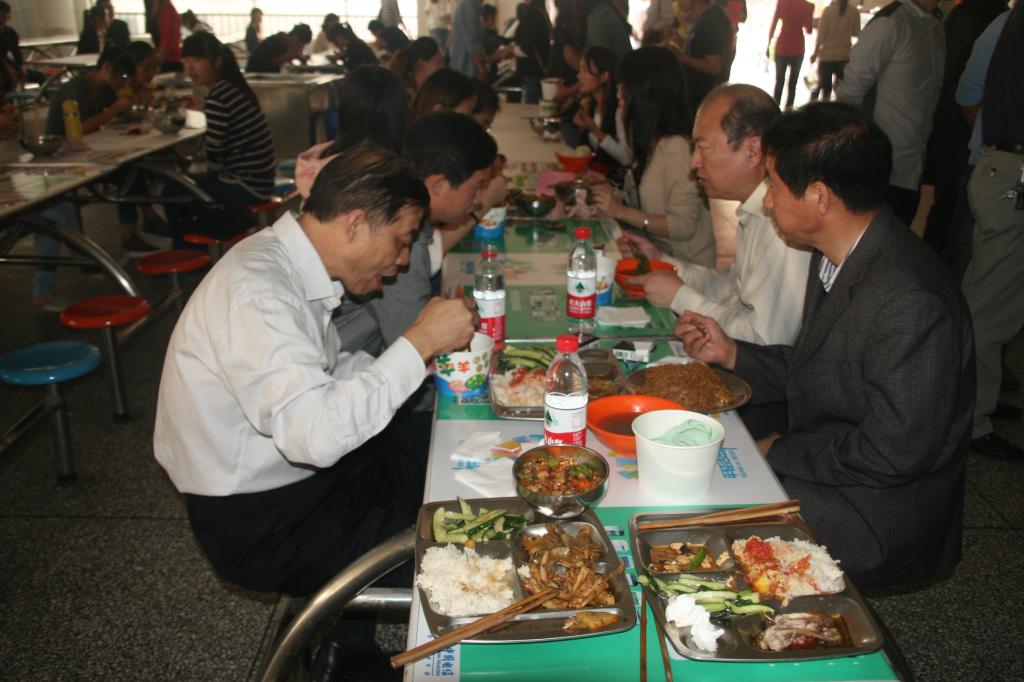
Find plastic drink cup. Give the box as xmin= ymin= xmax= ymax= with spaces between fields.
xmin=595 ymin=255 xmax=615 ymax=306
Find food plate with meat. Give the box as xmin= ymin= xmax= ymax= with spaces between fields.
xmin=490 ymin=345 xmax=625 ymax=419
xmin=415 ymin=497 xmax=636 ymax=642
xmin=630 ymin=511 xmax=884 ymax=662
xmin=626 ymin=362 xmax=752 ymax=413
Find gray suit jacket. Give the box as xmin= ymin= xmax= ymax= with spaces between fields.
xmin=734 ymin=207 xmax=974 ymax=588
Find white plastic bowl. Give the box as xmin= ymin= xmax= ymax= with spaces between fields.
xmin=632 ymin=410 xmax=725 ymax=503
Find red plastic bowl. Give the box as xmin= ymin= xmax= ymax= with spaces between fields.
xmin=587 ymin=395 xmax=684 ymax=455
xmin=614 ymin=258 xmax=677 ymax=298
xmin=555 ymin=151 xmax=594 ymax=173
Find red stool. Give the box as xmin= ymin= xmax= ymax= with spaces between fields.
xmin=137 ymin=249 xmax=211 ymax=311
xmin=183 ymin=231 xmax=246 ymax=263
xmin=246 ymin=186 xmax=299 ymax=228
xmin=60 ymin=296 xmax=151 ymax=421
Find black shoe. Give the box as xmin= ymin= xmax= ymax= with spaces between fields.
xmin=972 ymin=433 xmax=1024 ymax=460
xmin=311 ymin=640 xmax=402 ymax=682
xmin=991 ymin=402 xmax=1022 ymax=421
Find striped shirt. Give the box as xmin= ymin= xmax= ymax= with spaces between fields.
xmin=666 ymin=180 xmax=813 ymax=345
xmin=204 ymin=80 xmax=276 ymax=198
xmin=818 ymin=226 xmax=867 ymax=292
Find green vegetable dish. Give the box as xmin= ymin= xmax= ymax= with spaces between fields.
xmin=432 ymin=497 xmax=528 ymax=546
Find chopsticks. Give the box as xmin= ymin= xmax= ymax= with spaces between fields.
xmin=390 ymin=588 xmax=558 ymax=668
xmin=650 ymin=596 xmax=674 ymax=682
xmin=640 ymin=590 xmax=648 ymax=682
xmin=636 ymin=499 xmax=801 ymax=532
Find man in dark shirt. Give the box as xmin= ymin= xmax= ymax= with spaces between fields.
xmin=961 ymin=1 xmax=1024 ymax=461
xmin=245 ymin=8 xmax=262 ymax=53
xmin=677 ymin=0 xmax=732 ymax=111
xmin=246 ymin=23 xmax=312 ymax=73
xmin=922 ymin=0 xmax=1007 ymax=257
xmin=45 ymin=46 xmax=137 ymax=135
xmin=0 ymin=0 xmax=24 ymax=86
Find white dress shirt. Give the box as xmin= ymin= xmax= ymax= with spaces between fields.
xmin=154 ymin=213 xmax=426 ymax=496
xmin=666 ymin=180 xmax=812 ymax=345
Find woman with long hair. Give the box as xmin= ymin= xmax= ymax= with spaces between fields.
xmin=389 ymin=36 xmax=444 ymax=98
xmin=569 ymin=46 xmax=630 ymax=168
xmin=810 ymin=0 xmax=860 ymax=101
xmin=294 ymin=64 xmax=409 ymax=197
xmin=175 ymin=32 xmax=275 ymax=237
xmin=408 ymin=67 xmax=477 ymax=122
xmin=591 ymin=47 xmax=715 ymax=266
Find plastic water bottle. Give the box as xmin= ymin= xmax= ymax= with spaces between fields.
xmin=566 ymin=226 xmax=597 ymax=333
xmin=474 ymin=244 xmax=505 ymax=345
xmin=544 ymin=334 xmax=588 ymax=446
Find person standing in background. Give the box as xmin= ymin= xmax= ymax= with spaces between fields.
xmin=426 ymin=0 xmax=453 ymax=55
xmin=379 ymin=0 xmax=406 ymax=31
xmin=767 ymin=0 xmax=813 ymax=110
xmin=675 ymin=0 xmax=732 ymax=114
xmin=151 ymin=0 xmax=183 ymax=72
xmin=837 ymin=0 xmax=944 ymax=227
xmin=513 ymin=0 xmax=552 ymax=104
xmin=718 ymin=0 xmax=746 ymax=80
xmin=810 ymin=0 xmax=860 ymax=101
xmin=100 ymin=1 xmax=131 ymax=47
xmin=586 ymin=0 xmax=633 ymax=60
xmin=245 ymin=8 xmax=263 ymax=53
xmin=311 ymin=14 xmax=340 ymax=53
xmin=449 ymin=0 xmax=484 ymax=78
xmin=77 ymin=5 xmax=110 ymax=55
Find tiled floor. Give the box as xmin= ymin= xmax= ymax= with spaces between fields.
xmin=0 ymin=205 xmax=1022 ymax=681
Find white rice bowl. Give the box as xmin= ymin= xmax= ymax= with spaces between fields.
xmin=418 ymin=544 xmax=516 ymax=617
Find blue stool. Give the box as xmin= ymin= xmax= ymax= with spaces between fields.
xmin=0 ymin=341 xmax=101 ymax=484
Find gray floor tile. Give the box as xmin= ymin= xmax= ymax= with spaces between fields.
xmin=868 ymin=528 xmax=1024 ymax=681
xmin=0 ymin=516 xmax=275 ymax=681
xmin=962 ymin=478 xmax=1012 ymax=529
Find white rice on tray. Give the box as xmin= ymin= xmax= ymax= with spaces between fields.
xmin=417 ymin=544 xmax=515 ymax=617
xmin=731 ymin=536 xmax=845 ymax=605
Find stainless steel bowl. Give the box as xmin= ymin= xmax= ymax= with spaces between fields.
xmin=122 ymin=104 xmax=150 ymax=123
xmin=20 ymin=134 xmax=63 ymax=157
xmin=513 ymin=444 xmax=609 ymax=519
xmin=153 ymin=112 xmax=185 ymax=134
xmin=514 ymin=192 xmax=556 ymax=217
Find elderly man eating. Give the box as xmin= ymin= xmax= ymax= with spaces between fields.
xmin=677 ymin=103 xmax=974 ymax=588
xmin=154 ymin=146 xmax=476 ymax=678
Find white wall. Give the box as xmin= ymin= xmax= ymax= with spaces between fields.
xmin=9 ymin=0 xmax=90 ymax=38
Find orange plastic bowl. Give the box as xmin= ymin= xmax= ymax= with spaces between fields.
xmin=587 ymin=395 xmax=684 ymax=455
xmin=555 ymin=151 xmax=594 ymax=173
xmin=614 ymin=258 xmax=677 ymax=297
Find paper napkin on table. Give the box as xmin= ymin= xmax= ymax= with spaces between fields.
xmin=454 ymin=456 xmax=516 ymax=498
xmin=450 ymin=431 xmax=503 ymax=465
xmin=597 ymin=306 xmax=651 ymax=328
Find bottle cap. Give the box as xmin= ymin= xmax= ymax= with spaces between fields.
xmin=575 ymin=227 xmax=591 ymax=240
xmin=555 ymin=334 xmax=580 ymax=353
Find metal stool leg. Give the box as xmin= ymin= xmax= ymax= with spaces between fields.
xmin=170 ymin=271 xmax=185 ymax=312
xmin=99 ymin=326 xmax=130 ymax=422
xmin=46 ymin=383 xmax=76 ymax=485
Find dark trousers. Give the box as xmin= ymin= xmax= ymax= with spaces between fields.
xmin=885 ymin=185 xmax=921 ymax=227
xmin=164 ymin=173 xmax=266 ymax=242
xmin=816 ymin=60 xmax=846 ymax=101
xmin=774 ymin=54 xmax=803 ymax=109
xmin=942 ymin=164 xmax=976 ymax=283
xmin=923 ymin=143 xmax=970 ymax=258
xmin=183 ymin=408 xmax=431 ymax=598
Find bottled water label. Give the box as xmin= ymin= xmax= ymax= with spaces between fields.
xmin=475 ymin=293 xmax=506 ymax=342
xmin=566 ymin=273 xmax=596 ymax=319
xmin=544 ymin=393 xmax=588 ymax=446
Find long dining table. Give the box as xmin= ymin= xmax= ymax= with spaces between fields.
xmin=400 ymin=103 xmax=900 ymax=681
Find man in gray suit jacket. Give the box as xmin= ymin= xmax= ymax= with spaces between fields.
xmin=678 ymin=103 xmax=974 ymax=588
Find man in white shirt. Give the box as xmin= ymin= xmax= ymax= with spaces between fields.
xmin=154 ymin=146 xmax=475 ymax=606
xmin=619 ymin=84 xmax=811 ymax=347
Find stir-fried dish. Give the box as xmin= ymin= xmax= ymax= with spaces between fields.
xmin=517 ymin=451 xmax=602 ymax=495
xmin=650 ymin=542 xmax=725 ymax=572
xmin=517 ymin=524 xmax=622 ymax=616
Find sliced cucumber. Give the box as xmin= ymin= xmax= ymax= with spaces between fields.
xmin=458 ymin=497 xmax=472 ymax=515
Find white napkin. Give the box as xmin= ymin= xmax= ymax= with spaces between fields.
xmin=454 ymin=456 xmax=516 ymax=498
xmin=596 ymin=305 xmax=651 ymax=328
xmin=449 ymin=431 xmax=503 ymax=465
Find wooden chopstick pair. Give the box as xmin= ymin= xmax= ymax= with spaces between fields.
xmin=390 ymin=587 xmax=558 ymax=669
xmin=640 ymin=589 xmax=673 ymax=682
xmin=636 ymin=499 xmax=801 ymax=532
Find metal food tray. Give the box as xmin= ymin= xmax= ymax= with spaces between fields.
xmin=489 ymin=347 xmax=625 ymax=420
xmin=415 ymin=497 xmax=636 ymax=643
xmin=626 ymin=365 xmax=753 ymax=413
xmin=630 ymin=511 xmax=885 ymax=662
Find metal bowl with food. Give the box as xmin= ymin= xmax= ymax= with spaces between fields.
xmin=512 ymin=191 xmax=556 ymax=217
xmin=153 ymin=112 xmax=186 ymax=134
xmin=122 ymin=104 xmax=151 ymax=123
xmin=513 ymin=444 xmax=609 ymax=519
xmin=553 ymin=178 xmax=593 ymax=206
xmin=20 ymin=134 xmax=63 ymax=157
